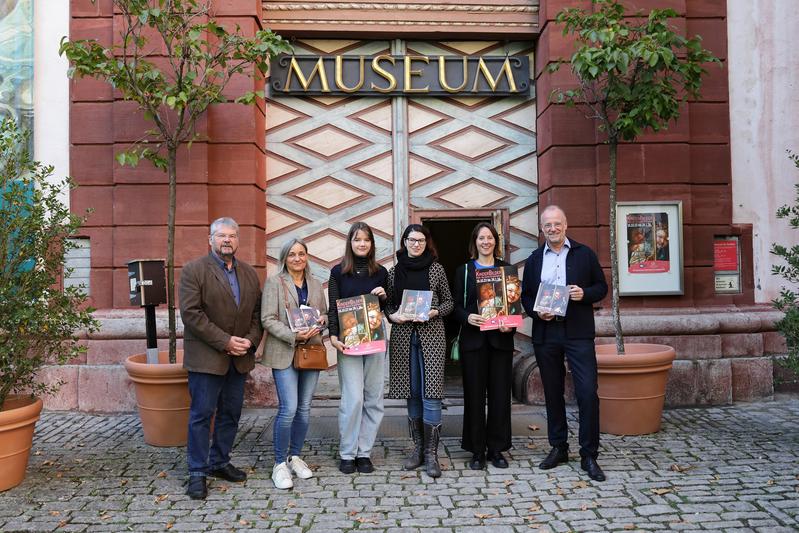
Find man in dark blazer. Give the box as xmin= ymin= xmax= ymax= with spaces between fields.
xmin=179 ymin=217 xmax=263 ymax=499
xmin=521 ymin=205 xmax=608 ymax=482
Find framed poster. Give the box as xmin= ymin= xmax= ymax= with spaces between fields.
xmin=616 ymin=201 xmax=683 ymax=296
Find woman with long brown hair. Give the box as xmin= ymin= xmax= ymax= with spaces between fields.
xmin=327 ymin=222 xmax=388 ymax=474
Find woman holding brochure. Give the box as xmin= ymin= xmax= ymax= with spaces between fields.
xmin=261 ymin=238 xmax=328 ymax=490
xmin=452 ymin=222 xmax=516 ymax=470
xmin=327 ymin=222 xmax=388 ymax=475
xmin=386 ymin=224 xmax=453 ymax=478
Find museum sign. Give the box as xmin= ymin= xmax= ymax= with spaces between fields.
xmin=270 ymin=54 xmax=530 ymax=97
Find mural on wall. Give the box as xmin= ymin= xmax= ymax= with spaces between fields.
xmin=0 ymin=0 xmax=33 ymax=135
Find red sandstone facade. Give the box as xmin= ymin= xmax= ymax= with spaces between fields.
xmin=59 ymin=0 xmax=785 ymax=412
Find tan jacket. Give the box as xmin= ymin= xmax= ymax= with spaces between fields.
xmin=179 ymin=254 xmax=263 ymax=375
xmin=261 ymin=271 xmax=327 ymax=370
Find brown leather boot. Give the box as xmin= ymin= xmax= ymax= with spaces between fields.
xmin=402 ymin=417 xmax=424 ymax=470
xmin=423 ymin=422 xmax=442 ymax=478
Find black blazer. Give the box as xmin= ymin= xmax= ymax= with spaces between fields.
xmin=452 ymin=259 xmax=516 ymax=352
xmin=520 ymin=239 xmax=607 ymax=343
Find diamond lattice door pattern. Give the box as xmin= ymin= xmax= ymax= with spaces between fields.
xmin=265 ymin=39 xmax=537 ymax=281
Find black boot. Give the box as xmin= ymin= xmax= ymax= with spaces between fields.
xmin=423 ymin=423 xmax=442 ymax=478
xmin=403 ymin=417 xmax=424 ymax=470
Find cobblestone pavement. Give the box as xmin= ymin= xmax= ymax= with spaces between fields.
xmin=1 ymin=398 xmax=798 ymax=533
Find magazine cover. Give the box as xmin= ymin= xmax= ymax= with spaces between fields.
xmin=286 ymin=305 xmax=323 ymax=333
xmin=336 ymin=293 xmax=386 ymax=355
xmin=476 ymin=265 xmax=524 ymax=330
xmin=399 ymin=289 xmax=433 ymax=320
xmin=626 ymin=212 xmax=670 ymax=274
xmin=533 ymin=282 xmax=569 ymax=317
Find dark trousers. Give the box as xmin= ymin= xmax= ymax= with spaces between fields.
xmin=533 ymin=321 xmax=599 ymax=458
xmin=460 ymin=343 xmax=512 ymax=454
xmin=187 ymin=361 xmax=247 ymax=476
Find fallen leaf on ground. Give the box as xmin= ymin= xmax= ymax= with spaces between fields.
xmin=42 ymin=460 xmax=55 ymax=467
xmin=573 ymin=480 xmax=589 ymax=489
xmin=259 ymin=512 xmax=268 ymax=519
xmin=57 ymin=520 xmax=68 ymax=528
xmin=120 ymin=480 xmax=128 ymax=486
xmin=555 ymin=488 xmax=564 ymax=496
xmin=528 ymin=424 xmax=540 ymax=431
xmin=217 ymin=484 xmax=228 ymax=493
xmin=287 ymin=501 xmax=296 ymax=508
xmin=55 ymin=472 xmax=63 ymax=478
xmin=34 ymin=451 xmax=42 ymax=456
xmin=356 ymin=517 xmax=378 ymax=524
xmin=157 ymin=471 xmax=167 ymax=478
xmin=528 ymin=503 xmax=541 ymax=512
xmin=526 ymin=442 xmax=536 ymax=449
xmin=99 ymin=513 xmax=111 ymax=520
xmin=165 ymin=523 xmax=173 ymax=530
xmin=349 ymin=510 xmax=359 ymax=517
xmin=767 ymin=479 xmax=774 ymax=485
xmin=238 ymin=519 xmax=248 ymax=525
xmin=50 ymin=511 xmax=61 ymax=516
xmin=154 ymin=494 xmax=169 ymax=503
xmin=670 ymin=464 xmax=693 ymax=473
xmin=623 ymin=524 xmax=635 ymax=530
xmin=651 ymin=488 xmax=672 ymax=495
xmin=504 ymin=480 xmax=514 ymax=487
xmin=400 ymin=473 xmax=416 ymax=479
xmin=475 ymin=513 xmax=496 ymax=519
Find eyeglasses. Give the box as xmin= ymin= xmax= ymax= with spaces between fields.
xmin=406 ymin=237 xmax=426 ymax=246
xmin=542 ymin=223 xmax=563 ymax=230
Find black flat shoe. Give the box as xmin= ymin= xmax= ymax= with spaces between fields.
xmin=580 ymin=456 xmax=606 ymax=482
xmin=209 ymin=463 xmax=247 ymax=482
xmin=339 ymin=459 xmax=356 ymax=474
xmin=355 ymin=457 xmax=374 ymax=473
xmin=538 ymin=447 xmax=569 ymax=470
xmin=468 ymin=453 xmax=486 ymax=470
xmin=487 ymin=451 xmax=509 ymax=469
xmin=186 ymin=477 xmax=207 ymax=500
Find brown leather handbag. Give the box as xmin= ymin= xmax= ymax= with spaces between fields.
xmin=280 ymin=277 xmax=328 ymax=370
xmin=292 ymin=343 xmax=328 ymax=370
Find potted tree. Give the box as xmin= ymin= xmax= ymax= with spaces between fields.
xmin=771 ymin=151 xmax=799 ymax=390
xmin=60 ymin=0 xmax=291 ymax=446
xmin=0 ymin=118 xmax=98 ymax=490
xmin=551 ymin=0 xmax=718 ymax=434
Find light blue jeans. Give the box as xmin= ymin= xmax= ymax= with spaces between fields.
xmin=272 ymin=366 xmax=320 ymax=464
xmin=407 ymin=330 xmax=442 ymax=425
xmin=337 ymin=350 xmax=385 ymax=460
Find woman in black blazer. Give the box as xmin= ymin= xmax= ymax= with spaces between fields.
xmin=452 ymin=222 xmax=516 ymax=470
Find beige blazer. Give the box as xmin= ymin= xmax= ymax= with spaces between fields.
xmin=261 ymin=270 xmax=327 ymax=370
xmin=179 ymin=254 xmax=262 ymax=375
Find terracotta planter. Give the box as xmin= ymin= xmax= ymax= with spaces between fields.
xmin=596 ymin=343 xmax=675 ymax=436
xmin=0 ymin=395 xmax=43 ymax=491
xmin=124 ymin=351 xmax=190 ymax=447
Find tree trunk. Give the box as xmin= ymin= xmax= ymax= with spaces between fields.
xmin=608 ymin=138 xmax=625 ymax=354
xmin=167 ymin=148 xmax=177 ymax=364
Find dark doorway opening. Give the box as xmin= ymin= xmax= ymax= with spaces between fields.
xmin=424 ymin=217 xmax=491 ymax=399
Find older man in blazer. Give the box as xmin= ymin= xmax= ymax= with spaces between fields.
xmin=179 ymin=217 xmax=263 ymax=499
xmin=521 ymin=205 xmax=608 ymax=482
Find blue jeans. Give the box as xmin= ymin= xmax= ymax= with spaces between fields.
xmin=272 ymin=366 xmax=320 ymax=464
xmin=406 ymin=330 xmax=442 ymax=425
xmin=187 ymin=362 xmax=247 ymax=477
xmin=337 ymin=350 xmax=385 ymax=459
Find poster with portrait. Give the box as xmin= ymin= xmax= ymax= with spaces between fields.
xmin=476 ymin=265 xmax=523 ymax=330
xmin=336 ymin=294 xmax=386 ymax=355
xmin=399 ymin=289 xmax=432 ymax=321
xmin=616 ymin=201 xmax=684 ymax=295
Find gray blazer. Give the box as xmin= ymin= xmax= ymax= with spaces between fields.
xmin=179 ymin=254 xmax=263 ymax=375
xmin=260 ymin=270 xmax=328 ymax=370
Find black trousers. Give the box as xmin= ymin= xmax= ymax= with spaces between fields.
xmin=460 ymin=343 xmax=513 ymax=454
xmin=533 ymin=321 xmax=599 ymax=458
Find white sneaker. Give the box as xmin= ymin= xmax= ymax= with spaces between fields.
xmin=272 ymin=462 xmax=293 ymax=490
xmin=288 ymin=455 xmax=313 ymax=479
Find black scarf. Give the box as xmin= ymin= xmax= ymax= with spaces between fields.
xmin=393 ymin=249 xmax=434 ymax=299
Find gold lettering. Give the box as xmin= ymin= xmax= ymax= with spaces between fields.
xmin=438 ymin=56 xmax=468 ymax=93
xmin=471 ymin=57 xmax=518 ymax=93
xmin=371 ymin=55 xmax=397 ymax=93
xmin=403 ymin=55 xmax=429 ymax=93
xmin=335 ymin=55 xmax=365 ymax=93
xmin=284 ymin=57 xmax=330 ymax=92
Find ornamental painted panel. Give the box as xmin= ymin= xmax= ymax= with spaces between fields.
xmin=0 ymin=0 xmax=33 ymax=137
xmin=265 ymin=39 xmax=395 ymax=281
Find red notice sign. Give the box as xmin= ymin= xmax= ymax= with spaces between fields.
xmin=714 ymin=239 xmax=739 ymax=272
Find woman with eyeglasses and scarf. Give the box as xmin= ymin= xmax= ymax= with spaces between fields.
xmin=386 ymin=224 xmax=453 ymax=478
